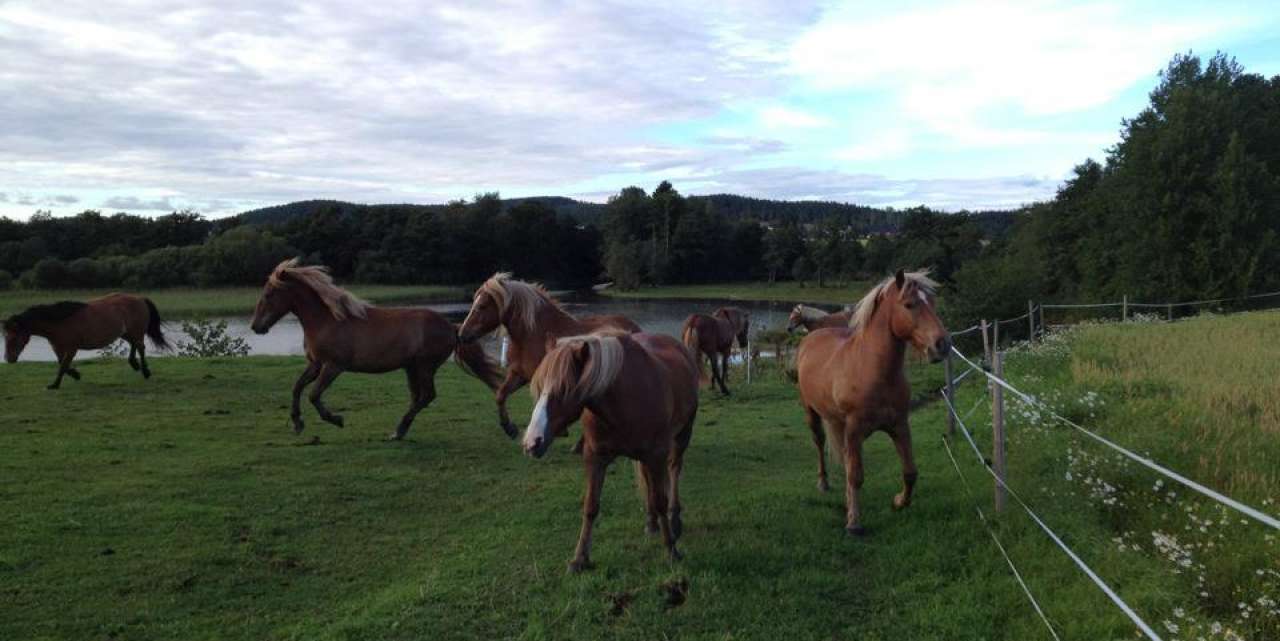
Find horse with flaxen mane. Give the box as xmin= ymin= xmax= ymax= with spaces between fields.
xmin=458 ymin=272 xmax=641 ymax=439
xmin=523 ymin=331 xmax=699 ymax=572
xmin=4 ymin=294 xmax=170 ymax=389
xmin=250 ymin=258 xmax=502 ymax=440
xmin=794 ymin=269 xmax=950 ymax=535
xmin=680 ymin=306 xmax=749 ymax=395
xmin=786 ymin=304 xmax=853 ymax=333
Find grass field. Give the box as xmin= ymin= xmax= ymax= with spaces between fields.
xmin=0 ymin=285 xmax=468 ymax=320
xmin=2 ymin=313 xmax=1277 ymax=639
xmin=600 ymin=281 xmax=871 ymax=307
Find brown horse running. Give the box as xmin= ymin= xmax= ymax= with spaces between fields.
xmin=458 ymin=272 xmax=641 ymax=439
xmin=523 ymin=331 xmax=699 ymax=572
xmin=680 ymin=306 xmax=749 ymax=395
xmin=794 ymin=270 xmax=950 ymax=535
xmin=250 ymin=259 xmax=502 ymax=440
xmin=786 ymin=304 xmax=852 ymax=333
xmin=4 ymin=293 xmax=170 ymax=389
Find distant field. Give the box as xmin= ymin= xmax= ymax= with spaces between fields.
xmin=1 ymin=312 xmax=1276 ymax=639
xmin=0 ymin=285 xmax=468 ymax=319
xmin=601 ymin=281 xmax=870 ymax=307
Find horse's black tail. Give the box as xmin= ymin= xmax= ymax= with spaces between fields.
xmin=144 ymin=298 xmax=171 ymax=351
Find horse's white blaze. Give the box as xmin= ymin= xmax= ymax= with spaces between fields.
xmin=525 ymin=393 xmax=551 ymax=450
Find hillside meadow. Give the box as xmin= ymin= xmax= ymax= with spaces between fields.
xmin=1 ymin=311 xmax=1277 ymax=639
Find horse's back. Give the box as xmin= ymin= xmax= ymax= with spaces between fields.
xmin=631 ymin=333 xmax=699 ymax=423
xmin=581 ymin=314 xmax=642 ymax=333
xmin=818 ymin=311 xmax=852 ymax=329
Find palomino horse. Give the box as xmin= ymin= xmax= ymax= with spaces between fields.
xmin=794 ymin=270 xmax=950 ymax=535
xmin=523 ymin=331 xmax=699 ymax=572
xmin=458 ymin=272 xmax=641 ymax=439
xmin=786 ymin=304 xmax=852 ymax=333
xmin=680 ymin=306 xmax=749 ymax=395
xmin=4 ymin=294 xmax=170 ymax=389
xmin=251 ymin=259 xmax=502 ymax=440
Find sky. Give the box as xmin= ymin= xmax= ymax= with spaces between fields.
xmin=1 ymin=0 xmax=1277 ymax=220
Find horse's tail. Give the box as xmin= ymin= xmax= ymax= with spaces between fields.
xmin=681 ymin=318 xmax=706 ymax=384
xmin=453 ymin=328 xmax=503 ymax=390
xmin=144 ymin=298 xmax=171 ymax=351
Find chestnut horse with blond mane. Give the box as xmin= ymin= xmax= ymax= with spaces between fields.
xmin=680 ymin=306 xmax=749 ymax=395
xmin=458 ymin=272 xmax=641 ymax=439
xmin=786 ymin=304 xmax=852 ymax=333
xmin=4 ymin=294 xmax=170 ymax=389
xmin=794 ymin=269 xmax=950 ymax=535
xmin=522 ymin=331 xmax=699 ymax=572
xmin=251 ymin=259 xmax=502 ymax=440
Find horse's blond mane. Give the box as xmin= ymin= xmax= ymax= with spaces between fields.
xmin=792 ymin=304 xmax=829 ymax=322
xmin=530 ymin=332 xmax=626 ymax=402
xmin=267 ymin=258 xmax=369 ymax=321
xmin=479 ymin=272 xmax=563 ymax=332
xmin=849 ymin=270 xmax=939 ymax=331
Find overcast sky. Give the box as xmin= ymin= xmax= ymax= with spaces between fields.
xmin=2 ymin=0 xmax=1277 ymax=220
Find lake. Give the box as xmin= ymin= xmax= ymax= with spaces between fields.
xmin=11 ymin=295 xmax=833 ymax=362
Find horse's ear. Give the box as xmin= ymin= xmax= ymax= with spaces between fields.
xmin=894 ymin=269 xmax=905 ymax=288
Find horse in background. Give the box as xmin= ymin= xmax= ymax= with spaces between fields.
xmin=786 ymin=304 xmax=852 ymax=333
xmin=794 ymin=270 xmax=950 ymax=535
xmin=458 ymin=272 xmax=642 ymax=439
xmin=251 ymin=258 xmax=502 ymax=440
xmin=3 ymin=294 xmax=170 ymax=389
xmin=523 ymin=331 xmax=699 ymax=572
xmin=680 ymin=306 xmax=749 ymax=395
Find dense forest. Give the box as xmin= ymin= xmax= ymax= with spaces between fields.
xmin=2 ymin=52 xmax=1275 ymax=331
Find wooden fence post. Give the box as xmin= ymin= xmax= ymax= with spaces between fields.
xmin=981 ymin=319 xmax=992 ymax=367
xmin=1123 ymin=295 xmax=1129 ymax=322
xmin=944 ymin=350 xmax=955 ymax=439
xmin=1167 ymin=303 xmax=1173 ymax=322
xmin=746 ymin=329 xmax=752 ymax=385
xmin=993 ymin=319 xmax=1001 ymax=353
xmin=1038 ymin=304 xmax=1046 ymax=339
xmin=1028 ymin=300 xmax=1036 ymax=343
xmin=992 ymin=350 xmax=1007 ymax=512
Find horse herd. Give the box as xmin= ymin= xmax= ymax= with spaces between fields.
xmin=2 ymin=259 xmax=951 ymax=571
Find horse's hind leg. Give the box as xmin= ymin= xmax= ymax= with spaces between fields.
xmin=290 ymin=361 xmax=322 ymax=434
xmin=806 ymin=407 xmax=829 ymax=492
xmin=889 ymin=422 xmax=918 ymax=511
xmin=309 ymin=364 xmax=346 ymax=428
xmin=668 ymin=419 xmax=694 ymax=539
xmin=644 ymin=457 xmax=680 ymax=561
xmin=137 ymin=342 xmax=151 ymax=379
xmin=390 ymin=365 xmax=436 ymax=441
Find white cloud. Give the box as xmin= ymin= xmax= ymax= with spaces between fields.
xmin=757 ymin=106 xmax=829 ymax=129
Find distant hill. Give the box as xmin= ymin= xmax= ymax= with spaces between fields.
xmin=232 ymin=194 xmax=1016 ymax=235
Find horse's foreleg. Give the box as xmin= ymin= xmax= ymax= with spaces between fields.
xmin=844 ymin=427 xmax=867 ymax=536
xmin=308 ymin=364 xmax=346 ymax=428
xmin=569 ymin=452 xmax=608 ymax=573
xmin=890 ymin=422 xmax=918 ymax=511
xmin=137 ymin=342 xmax=151 ymax=379
xmin=494 ymin=370 xmax=527 ymax=439
xmin=806 ymin=407 xmax=829 ymax=492
xmin=390 ymin=366 xmax=436 ymax=441
xmin=47 ymin=348 xmax=77 ymax=390
xmin=290 ymin=361 xmax=322 ymax=434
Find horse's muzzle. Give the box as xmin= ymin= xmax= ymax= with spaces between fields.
xmin=928 ymin=337 xmax=952 ymax=363
xmin=524 ymin=437 xmax=549 ymax=459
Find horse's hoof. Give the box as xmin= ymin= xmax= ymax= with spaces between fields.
xmin=846 ymin=525 xmax=867 ymax=537
xmin=567 ymin=558 xmax=594 ymax=574
xmin=142 ymin=370 xmax=152 ymax=380
xmin=386 ymin=432 xmax=405 ymax=441
xmin=645 ymin=520 xmax=659 ymax=536
xmin=893 ymin=494 xmax=911 ymax=511
xmin=668 ymin=548 xmax=684 ymax=562
xmin=326 ymin=415 xmax=344 ymax=428
xmin=670 ymin=515 xmax=683 ymax=539
xmin=67 ymin=370 xmax=81 ymax=381
xmin=500 ymin=421 xmax=518 ymax=439
xmin=817 ymin=478 xmax=830 ymax=493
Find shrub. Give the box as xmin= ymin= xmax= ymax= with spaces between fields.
xmin=176 ymin=320 xmax=250 ymax=358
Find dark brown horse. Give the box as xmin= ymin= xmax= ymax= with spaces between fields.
xmin=4 ymin=294 xmax=169 ymax=389
xmin=523 ymin=331 xmax=699 ymax=572
xmin=794 ymin=270 xmax=950 ymax=535
xmin=680 ymin=306 xmax=749 ymax=395
xmin=786 ymin=304 xmax=852 ymax=333
xmin=250 ymin=259 xmax=502 ymax=440
xmin=457 ymin=272 xmax=641 ymax=439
